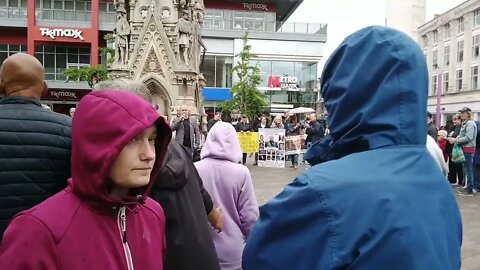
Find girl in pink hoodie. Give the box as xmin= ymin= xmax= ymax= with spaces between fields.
xmin=0 ymin=90 xmax=172 ymax=270
xmin=195 ymin=122 xmax=259 ymax=270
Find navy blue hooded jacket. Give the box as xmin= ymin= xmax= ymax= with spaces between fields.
xmin=242 ymin=26 xmax=462 ymax=270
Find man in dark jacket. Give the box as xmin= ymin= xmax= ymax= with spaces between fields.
xmin=447 ymin=114 xmax=463 ymax=185
xmin=305 ymin=113 xmax=325 ymax=145
xmin=0 ymin=53 xmax=71 ymax=241
xmin=427 ymin=111 xmax=438 ymax=141
xmin=92 ymin=79 xmax=222 ymax=270
xmin=207 ymin=112 xmax=222 ymax=132
xmin=236 ymin=116 xmax=253 ymax=165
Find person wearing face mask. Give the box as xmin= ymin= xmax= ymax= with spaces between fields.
xmin=0 ymin=90 xmax=172 ymax=269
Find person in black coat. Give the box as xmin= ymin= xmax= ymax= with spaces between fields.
xmin=235 ymin=116 xmax=253 ymax=165
xmin=447 ymin=114 xmax=464 ymax=185
xmin=305 ymin=113 xmax=325 ymax=145
xmin=0 ymin=54 xmax=72 ymax=242
xmin=150 ymin=142 xmax=222 ymax=270
xmin=427 ymin=112 xmax=438 ymax=141
xmin=207 ymin=112 xmax=222 ymax=132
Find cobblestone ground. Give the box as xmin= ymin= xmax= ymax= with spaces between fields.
xmin=247 ymin=162 xmax=480 ymax=270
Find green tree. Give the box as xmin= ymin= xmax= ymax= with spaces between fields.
xmin=63 ymin=34 xmax=114 ymax=86
xmin=219 ymin=32 xmax=267 ymax=120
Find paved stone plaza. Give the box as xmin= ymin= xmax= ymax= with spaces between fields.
xmin=248 ymin=164 xmax=480 ymax=270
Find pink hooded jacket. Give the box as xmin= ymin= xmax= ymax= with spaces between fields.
xmin=0 ymin=91 xmax=172 ymax=270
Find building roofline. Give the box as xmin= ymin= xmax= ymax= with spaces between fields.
xmin=418 ymin=0 xmax=479 ymax=31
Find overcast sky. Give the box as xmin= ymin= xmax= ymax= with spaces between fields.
xmin=288 ymin=0 xmax=466 ymax=74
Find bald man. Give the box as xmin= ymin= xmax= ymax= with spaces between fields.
xmin=0 ymin=53 xmax=72 ymax=242
xmin=171 ymin=105 xmax=200 ymax=158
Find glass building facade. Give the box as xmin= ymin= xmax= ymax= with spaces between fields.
xmin=34 ymin=45 xmax=91 ymax=80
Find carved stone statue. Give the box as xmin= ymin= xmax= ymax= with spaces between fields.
xmin=114 ymin=6 xmax=131 ymax=66
xmin=193 ymin=0 xmax=204 ymax=24
xmin=178 ymin=12 xmax=193 ymax=66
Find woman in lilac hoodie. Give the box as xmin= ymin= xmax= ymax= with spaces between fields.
xmin=195 ymin=122 xmax=259 ymax=270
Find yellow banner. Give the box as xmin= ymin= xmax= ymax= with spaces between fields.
xmin=237 ymin=132 xmax=259 ymax=153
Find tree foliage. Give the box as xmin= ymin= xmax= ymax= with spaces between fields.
xmin=63 ymin=64 xmax=109 ymax=85
xmin=219 ymin=32 xmax=267 ymax=120
xmin=63 ymin=35 xmax=114 ymax=85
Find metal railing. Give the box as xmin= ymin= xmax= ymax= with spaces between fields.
xmin=277 ymin=22 xmax=327 ymax=35
xmin=203 ymin=18 xmax=327 ymax=35
xmin=0 ymin=7 xmax=27 ymax=19
xmin=36 ymin=9 xmax=91 ymax=22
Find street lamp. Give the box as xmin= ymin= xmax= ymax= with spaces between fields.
xmin=435 ymin=67 xmax=443 ymax=129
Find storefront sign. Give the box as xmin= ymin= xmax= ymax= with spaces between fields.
xmin=42 ymin=89 xmax=91 ymax=101
xmin=267 ymin=76 xmax=299 ymax=91
xmin=207 ymin=2 xmax=276 ymax=12
xmin=40 ymin=28 xmax=84 ymax=41
xmin=242 ymin=3 xmax=269 ymax=11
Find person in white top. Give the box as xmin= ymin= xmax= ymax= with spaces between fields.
xmin=426 ymin=135 xmax=448 ymax=176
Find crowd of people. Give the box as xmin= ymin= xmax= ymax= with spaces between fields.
xmin=427 ymin=108 xmax=480 ymax=196
xmin=0 ymin=25 xmax=468 ymax=269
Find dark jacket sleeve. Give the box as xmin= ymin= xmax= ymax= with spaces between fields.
xmin=427 ymin=123 xmax=438 ymax=141
xmin=306 ymin=121 xmax=323 ymax=136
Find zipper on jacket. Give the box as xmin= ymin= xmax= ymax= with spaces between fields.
xmin=117 ymin=206 xmax=135 ymax=270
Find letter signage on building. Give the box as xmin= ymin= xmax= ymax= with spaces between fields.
xmin=242 ymin=3 xmax=269 ymax=11
xmin=42 ymin=89 xmax=91 ymax=101
xmin=40 ymin=28 xmax=84 ymax=41
xmin=267 ymin=75 xmax=299 ymax=91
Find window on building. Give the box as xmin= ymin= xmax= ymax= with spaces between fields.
xmin=444 ymin=72 xmax=449 ymax=92
xmin=444 ymin=23 xmax=450 ymax=39
xmin=432 ymin=30 xmax=438 ymax=44
xmin=458 ymin=17 xmax=464 ymax=33
xmin=99 ymin=1 xmax=116 ymax=23
xmin=36 ymin=0 xmax=91 ymax=21
xmin=456 ymin=69 xmax=463 ymax=91
xmin=457 ymin=40 xmax=464 ymax=62
xmin=432 ymin=49 xmax=438 ymax=68
xmin=204 ymin=8 xmax=275 ymax=32
xmin=34 ymin=45 xmax=90 ymax=81
xmin=473 ymin=34 xmax=480 ymax=59
xmin=0 ymin=44 xmax=26 ymax=64
xmin=444 ymin=45 xmax=450 ymax=66
xmin=432 ymin=75 xmax=437 ymax=94
xmin=422 ymin=35 xmax=428 ymax=47
xmin=474 ymin=9 xmax=480 ymax=27
xmin=202 ymin=55 xmax=233 ymax=88
xmin=472 ymin=66 xmax=479 ymax=90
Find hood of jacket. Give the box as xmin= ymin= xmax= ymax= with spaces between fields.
xmin=69 ymin=90 xmax=172 ymax=206
xmin=201 ymin=121 xmax=242 ymax=163
xmin=306 ymin=26 xmax=428 ymax=165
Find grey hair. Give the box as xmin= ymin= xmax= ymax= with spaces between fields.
xmin=92 ymin=79 xmax=153 ymax=103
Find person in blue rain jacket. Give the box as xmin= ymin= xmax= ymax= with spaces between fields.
xmin=242 ymin=26 xmax=462 ymax=270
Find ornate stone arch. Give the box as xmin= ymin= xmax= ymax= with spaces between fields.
xmin=142 ymin=76 xmax=173 ymax=118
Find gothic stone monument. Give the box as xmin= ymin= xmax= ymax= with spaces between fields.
xmin=109 ymin=0 xmax=207 ymax=120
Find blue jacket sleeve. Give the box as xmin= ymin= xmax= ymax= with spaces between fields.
xmin=242 ymin=174 xmax=334 ymax=270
